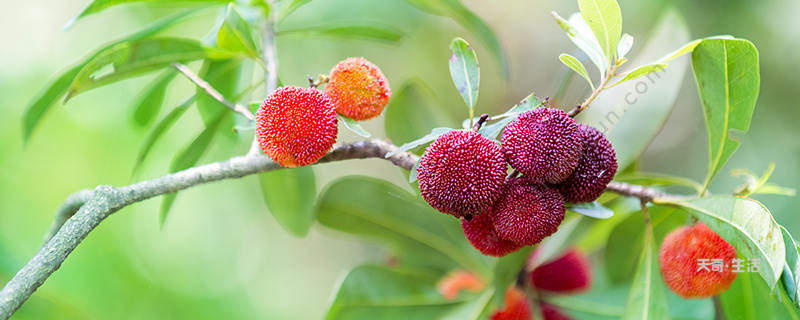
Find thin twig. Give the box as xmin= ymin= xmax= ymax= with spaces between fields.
xmin=171 ymin=63 xmax=255 ymax=121
xmin=567 ymin=64 xmax=619 ymax=117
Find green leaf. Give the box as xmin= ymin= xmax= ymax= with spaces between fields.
xmin=385 ymin=127 xmax=454 ymax=158
xmin=621 ymin=213 xmax=669 ymax=320
xmin=578 ymin=0 xmax=622 ymax=61
xmin=448 ymin=38 xmax=480 ymax=118
xmin=339 ymin=115 xmax=371 ymax=138
xmin=559 ymin=53 xmax=594 ymax=90
xmin=65 ymin=37 xmax=210 ymax=101
xmin=195 ymin=59 xmax=243 ymax=126
xmin=575 ymin=10 xmax=690 ymax=169
xmin=656 ymin=196 xmax=785 ymax=288
xmin=385 ymin=79 xmax=454 ymax=149
xmin=617 ymin=33 xmax=633 ymax=59
xmin=22 ymin=10 xmax=196 ymax=142
xmin=258 ymin=167 xmax=317 ymax=237
xmin=656 ymin=35 xmax=733 ymax=64
xmin=403 ymin=0 xmax=508 ymax=78
xmin=217 ymin=4 xmax=259 ymax=57
xmin=614 ymin=172 xmax=703 ymax=193
xmin=131 ymin=70 xmax=177 ymax=127
xmin=551 ymin=12 xmax=607 ymax=78
xmin=781 ymin=226 xmax=800 ymax=306
xmin=316 ymin=176 xmax=491 ymax=275
xmin=491 ymin=247 xmax=532 ymax=307
xmin=529 ymin=216 xmax=585 ymax=268
xmin=568 ymin=201 xmax=614 ymax=219
xmin=160 ymin=113 xmax=225 ymax=225
xmin=692 ymin=39 xmax=760 ymax=192
xmin=278 ymin=23 xmax=404 ymax=43
xmin=325 ymin=265 xmax=464 ymax=320
xmin=720 ymin=272 xmax=780 ymax=320
xmin=132 ymin=95 xmax=195 ymax=174
xmin=65 ymin=0 xmax=223 ymax=28
xmin=439 ymin=289 xmax=494 ymax=320
xmin=277 ymin=0 xmax=312 ymax=22
xmin=608 ymin=64 xmax=667 ymax=88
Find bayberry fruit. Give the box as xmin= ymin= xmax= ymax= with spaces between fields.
xmin=417 ymin=130 xmax=507 ymax=218
xmin=529 ymin=249 xmax=592 ymax=293
xmin=557 ymin=124 xmax=617 ymax=203
xmin=492 ymin=178 xmax=565 ymax=246
xmin=256 ymin=86 xmax=338 ymax=167
xmin=490 ymin=287 xmax=532 ymax=320
xmin=462 ymin=207 xmax=522 ymax=257
xmin=436 ymin=270 xmax=484 ymax=300
xmin=501 ymin=108 xmax=583 ymax=184
xmin=325 ymin=57 xmax=391 ymax=120
xmin=659 ymin=223 xmax=737 ymax=298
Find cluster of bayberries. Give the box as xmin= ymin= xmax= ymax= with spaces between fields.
xmin=417 ymin=108 xmax=618 ymax=257
xmin=256 ymin=57 xmax=391 ymax=167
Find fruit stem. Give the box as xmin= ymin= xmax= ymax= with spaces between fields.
xmin=470 ymin=114 xmax=489 ymax=132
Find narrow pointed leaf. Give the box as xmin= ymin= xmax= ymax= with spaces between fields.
xmin=692 ymin=39 xmax=760 ymax=191
xmin=66 ymin=0 xmax=223 ymax=27
xmin=385 ymin=127 xmax=454 ymax=157
xmin=621 ymin=217 xmax=669 ymax=320
xmin=552 ymin=12 xmax=607 ymax=77
xmin=278 ymin=23 xmax=404 ymax=43
xmin=277 ymin=0 xmax=312 ymax=22
xmin=195 ymin=59 xmax=242 ymax=126
xmin=781 ymin=226 xmax=800 ymax=306
xmin=131 ymin=70 xmax=177 ymax=126
xmin=217 ymin=4 xmax=259 ymax=57
xmin=617 ymin=33 xmax=633 ymax=59
xmin=568 ymin=201 xmax=614 ymax=219
xmin=559 ymin=53 xmax=594 ymax=89
xmin=449 ymin=38 xmax=480 ymax=113
xmin=578 ymin=0 xmax=622 ymax=60
xmin=133 ymin=95 xmax=195 ymax=174
xmin=608 ymin=63 xmax=667 ymax=88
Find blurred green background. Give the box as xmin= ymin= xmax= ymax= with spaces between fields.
xmin=1 ymin=0 xmax=797 ymax=318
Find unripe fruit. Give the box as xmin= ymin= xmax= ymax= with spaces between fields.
xmin=659 ymin=223 xmax=737 ymax=298
xmin=540 ymin=303 xmax=572 ymax=320
xmin=492 ymin=178 xmax=565 ymax=246
xmin=462 ymin=207 xmax=522 ymax=257
xmin=501 ymin=108 xmax=583 ymax=184
xmin=529 ymin=249 xmax=592 ymax=293
xmin=436 ymin=270 xmax=485 ymax=300
xmin=418 ymin=130 xmax=507 ymax=218
xmin=557 ymin=124 xmax=618 ymax=203
xmin=256 ymin=86 xmax=338 ymax=167
xmin=490 ymin=287 xmax=532 ymax=320
xmin=325 ymin=57 xmax=391 ymax=120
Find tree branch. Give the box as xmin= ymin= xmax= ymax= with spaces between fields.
xmin=172 ymin=63 xmax=255 ymax=121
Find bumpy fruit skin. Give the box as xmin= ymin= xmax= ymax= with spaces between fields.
xmin=557 ymin=124 xmax=618 ymax=203
xmin=492 ymin=178 xmax=565 ymax=246
xmin=256 ymin=86 xmax=338 ymax=167
xmin=436 ymin=270 xmax=485 ymax=300
xmin=325 ymin=57 xmax=391 ymax=120
xmin=501 ymin=108 xmax=583 ymax=184
xmin=659 ymin=223 xmax=737 ymax=298
xmin=540 ymin=303 xmax=573 ymax=320
xmin=490 ymin=288 xmax=532 ymax=320
xmin=418 ymin=130 xmax=507 ymax=217
xmin=530 ymin=249 xmax=592 ymax=293
xmin=462 ymin=207 xmax=522 ymax=257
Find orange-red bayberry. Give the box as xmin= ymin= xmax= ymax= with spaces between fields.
xmin=492 ymin=178 xmax=565 ymax=246
xmin=256 ymin=86 xmax=338 ymax=167
xmin=417 ymin=130 xmax=507 ymax=218
xmin=436 ymin=270 xmax=485 ymax=300
xmin=659 ymin=223 xmax=738 ymax=298
xmin=462 ymin=207 xmax=522 ymax=257
xmin=540 ymin=303 xmax=572 ymax=320
xmin=490 ymin=287 xmax=532 ymax=320
xmin=501 ymin=108 xmax=583 ymax=184
xmin=529 ymin=249 xmax=592 ymax=293
xmin=325 ymin=57 xmax=391 ymax=120
xmin=557 ymin=124 xmax=618 ymax=203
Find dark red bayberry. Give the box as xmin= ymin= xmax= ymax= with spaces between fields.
xmin=492 ymin=178 xmax=565 ymax=246
xmin=557 ymin=124 xmax=617 ymax=203
xmin=462 ymin=207 xmax=522 ymax=257
xmin=529 ymin=249 xmax=592 ymax=293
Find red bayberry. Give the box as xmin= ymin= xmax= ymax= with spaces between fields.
xmin=325 ymin=57 xmax=391 ymax=120
xmin=417 ymin=130 xmax=507 ymax=218
xmin=256 ymin=86 xmax=338 ymax=167
xmin=492 ymin=178 xmax=565 ymax=246
xmin=529 ymin=249 xmax=592 ymax=293
xmin=462 ymin=207 xmax=522 ymax=257
xmin=659 ymin=223 xmax=738 ymax=298
xmin=557 ymin=124 xmax=618 ymax=203
xmin=436 ymin=270 xmax=485 ymax=300
xmin=501 ymin=108 xmax=583 ymax=184
xmin=540 ymin=303 xmax=573 ymax=320
xmin=490 ymin=287 xmax=532 ymax=320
